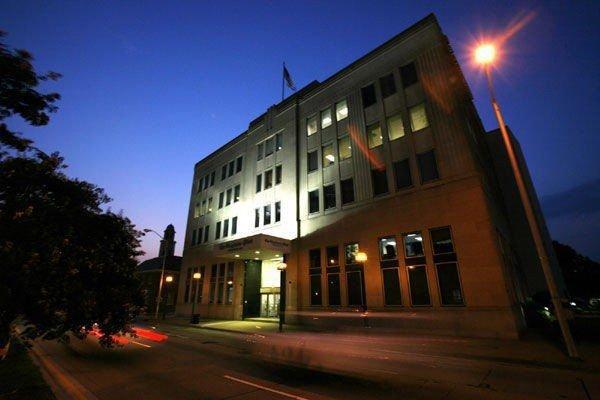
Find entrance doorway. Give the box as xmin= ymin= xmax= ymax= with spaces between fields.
xmin=260 ymin=293 xmax=280 ymax=317
xmin=243 ymin=258 xmax=283 ymax=319
xmin=243 ymin=260 xmax=261 ymax=318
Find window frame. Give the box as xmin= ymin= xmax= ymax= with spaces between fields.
xmin=322 ymin=142 xmax=335 ymax=167
xmin=307 ymin=150 xmax=319 ymax=173
xmin=335 ymin=99 xmax=348 ymax=121
xmin=308 ymin=189 xmax=320 ymax=214
xmin=321 ymin=108 xmax=332 ymax=129
xmin=306 ymin=115 xmax=318 ymax=136
xmin=337 ymin=135 xmax=352 ymax=161
xmin=367 ymin=122 xmax=383 ymax=149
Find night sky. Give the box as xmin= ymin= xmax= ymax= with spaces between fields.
xmin=3 ymin=1 xmax=599 ymax=260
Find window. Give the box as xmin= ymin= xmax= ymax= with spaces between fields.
xmin=328 ymin=274 xmax=341 ymax=306
xmin=379 ymin=73 xmax=396 ymax=98
xmin=209 ymin=264 xmax=217 ymax=303
xmin=387 ymin=114 xmax=405 ymax=140
xmin=321 ymin=108 xmax=332 ymax=129
xmin=203 ymin=225 xmax=209 ymax=243
xmin=310 ymin=275 xmax=322 ymax=306
xmin=215 ymin=221 xmax=221 ymax=239
xmin=335 ymin=99 xmax=348 ymax=121
xmin=417 ymin=150 xmax=439 ymax=183
xmin=207 ymin=197 xmax=213 ymax=213
xmin=322 ymin=143 xmax=335 ymax=167
xmin=367 ymin=122 xmax=382 ymax=148
xmin=194 ymin=202 xmax=201 ymax=218
xmin=256 ymin=174 xmax=262 ymax=193
xmin=307 ymin=150 xmax=318 ymax=172
xmin=275 ymin=165 xmax=282 ymax=185
xmin=275 ymin=132 xmax=283 ymax=151
xmin=197 ymin=177 xmax=203 ymax=193
xmin=203 ymin=175 xmax=209 ymax=190
xmin=393 ymin=159 xmax=412 ymax=189
xmin=184 ymin=268 xmax=191 ymax=303
xmin=228 ymin=160 xmax=235 ymax=177
xmin=431 ymin=227 xmax=454 ymax=254
xmin=226 ymin=188 xmax=232 ymax=206
xmin=323 ymin=184 xmax=336 ymax=210
xmin=263 ymin=204 xmax=271 ymax=225
xmin=210 ymin=171 xmax=215 ymax=186
xmin=221 ymin=165 xmax=227 ymax=180
xmin=223 ymin=219 xmax=229 ymax=238
xmin=201 ymin=200 xmax=206 ymax=216
xmin=361 ymin=84 xmax=377 ymax=108
xmin=264 ymin=169 xmax=273 ymax=189
xmin=326 ymin=246 xmax=339 ymax=266
xmin=408 ymin=265 xmax=430 ymax=305
xmin=345 ymin=243 xmax=359 ymax=265
xmin=341 ymin=178 xmax=354 ymax=205
xmin=346 ymin=271 xmax=364 ymax=306
xmin=231 ymin=216 xmax=237 ymax=235
xmin=400 ymin=62 xmax=418 ymax=87
xmin=191 ymin=229 xmax=197 ymax=246
xmin=236 ymin=156 xmax=243 ymax=173
xmin=379 ymin=236 xmax=397 ymax=260
xmin=309 ymin=248 xmax=321 ymax=270
xmin=217 ymin=263 xmax=225 ymax=303
xmin=436 ymin=263 xmax=464 ymax=305
xmin=234 ymin=185 xmax=240 ymax=202
xmin=265 ymin=137 xmax=274 ymax=156
xmin=371 ymin=167 xmax=389 ymax=196
xmin=308 ymin=189 xmax=319 ymax=214
xmin=218 ymin=192 xmax=224 ymax=209
xmin=225 ymin=262 xmax=234 ymax=304
xmin=307 ymin=115 xmax=318 ymax=136
xmin=254 ymin=208 xmax=260 ymax=227
xmin=409 ymin=103 xmax=429 ymax=132
xmin=257 ymin=143 xmax=263 ymax=161
xmin=404 ymin=232 xmax=424 ymax=257
xmin=197 ymin=227 xmax=203 ymax=245
xmin=275 ymin=201 xmax=281 ymax=222
xmin=338 ymin=135 xmax=351 ymax=160
xmin=382 ymin=268 xmax=402 ymax=305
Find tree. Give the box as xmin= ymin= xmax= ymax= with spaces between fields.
xmin=553 ymin=241 xmax=600 ymax=301
xmin=0 ymin=32 xmax=144 ymax=348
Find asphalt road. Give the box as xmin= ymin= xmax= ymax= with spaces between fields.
xmin=32 ymin=324 xmax=598 ymax=400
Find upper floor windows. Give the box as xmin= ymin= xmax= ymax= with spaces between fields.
xmin=257 ymin=143 xmax=264 ymax=161
xmin=393 ymin=158 xmax=412 ymax=190
xmin=256 ymin=174 xmax=262 ymax=193
xmin=322 ymin=143 xmax=335 ymax=167
xmin=197 ymin=170 xmax=216 ymax=193
xmin=236 ymin=156 xmax=243 ymax=173
xmin=338 ymin=135 xmax=352 ymax=161
xmin=336 ymin=100 xmax=348 ymax=121
xmin=218 ymin=184 xmax=240 ymax=209
xmin=321 ymin=108 xmax=332 ymax=129
xmin=400 ymin=62 xmax=418 ymax=88
xmin=308 ymin=189 xmax=319 ymax=214
xmin=254 ymin=201 xmax=281 ymax=228
xmin=307 ymin=115 xmax=318 ymax=136
xmin=387 ymin=114 xmax=405 ymax=141
xmin=275 ymin=165 xmax=282 ymax=185
xmin=219 ymin=155 xmax=243 ymax=182
xmin=409 ymin=103 xmax=429 ymax=132
xmin=275 ymin=132 xmax=283 ymax=151
xmin=257 ymin=133 xmax=283 ymax=159
xmin=264 ymin=169 xmax=273 ymax=190
xmin=228 ymin=160 xmax=235 ymax=177
xmin=340 ymin=178 xmax=355 ymax=205
xmin=361 ymin=84 xmax=377 ymax=108
xmin=417 ymin=150 xmax=439 ymax=183
xmin=264 ymin=137 xmax=274 ymax=157
xmin=323 ymin=184 xmax=336 ymax=210
xmin=371 ymin=166 xmax=389 ymax=196
xmin=307 ymin=150 xmax=318 ymax=173
xmin=257 ymin=167 xmax=282 ymax=192
xmin=379 ymin=73 xmax=397 ymax=98
xmin=221 ymin=165 xmax=227 ymax=180
xmin=403 ymin=232 xmax=424 ymax=258
xmin=367 ymin=122 xmax=382 ymax=149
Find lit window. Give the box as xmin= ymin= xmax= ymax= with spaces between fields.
xmin=275 ymin=165 xmax=282 ymax=185
xmin=409 ymin=103 xmax=429 ymax=132
xmin=338 ymin=135 xmax=352 ymax=161
xmin=308 ymin=189 xmax=319 ymax=214
xmin=387 ymin=114 xmax=405 ymax=140
xmin=263 ymin=204 xmax=271 ymax=225
xmin=307 ymin=115 xmax=317 ymax=136
xmin=233 ymin=185 xmax=240 ymax=202
xmin=194 ymin=202 xmax=201 ymax=218
xmin=379 ymin=236 xmax=397 ymax=260
xmin=323 ymin=184 xmax=336 ymax=210
xmin=344 ymin=243 xmax=359 ymax=265
xmin=207 ymin=197 xmax=213 ymax=213
xmin=322 ymin=143 xmax=335 ymax=167
xmin=335 ymin=99 xmax=348 ymax=121
xmin=367 ymin=122 xmax=383 ymax=148
xmin=264 ymin=169 xmax=273 ymax=190
xmin=321 ymin=108 xmax=332 ymax=129
xmin=307 ymin=150 xmax=318 ymax=173
xmin=403 ymin=232 xmax=424 ymax=257
xmin=265 ymin=137 xmax=274 ymax=156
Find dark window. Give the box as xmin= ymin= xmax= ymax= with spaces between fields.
xmin=400 ymin=62 xmax=418 ymax=87
xmin=203 ymin=225 xmax=209 ymax=243
xmin=275 ymin=132 xmax=283 ymax=151
xmin=393 ymin=159 xmax=412 ymax=189
xmin=436 ymin=263 xmax=464 ymax=305
xmin=226 ymin=188 xmax=232 ymax=206
xmin=275 ymin=201 xmax=281 ymax=222
xmin=234 ymin=185 xmax=240 ymax=202
xmin=263 ymin=204 xmax=271 ymax=225
xmin=310 ymin=274 xmax=322 ymax=306
xmin=361 ymin=84 xmax=377 ymax=108
xmin=197 ymin=177 xmax=203 ymax=192
xmin=254 ymin=208 xmax=260 ymax=227
xmin=431 ymin=227 xmax=454 ymax=254
xmin=210 ymin=171 xmax=215 ymax=186
xmin=408 ymin=265 xmax=430 ymax=305
xmin=265 ymin=137 xmax=274 ymax=156
xmin=275 ymin=165 xmax=282 ymax=185
xmin=221 ymin=165 xmax=227 ymax=180
xmin=382 ymin=268 xmax=402 ymax=305
xmin=231 ymin=216 xmax=237 ymax=235
xmin=417 ymin=150 xmax=439 ymax=183
xmin=308 ymin=189 xmax=319 ymax=213
xmin=346 ymin=271 xmax=364 ymax=306
xmin=197 ymin=227 xmax=203 ymax=245
xmin=379 ymin=236 xmax=397 ymax=260
xmin=209 ymin=264 xmax=217 ymax=303
xmin=345 ymin=243 xmax=359 ymax=265
xmin=379 ymin=73 xmax=396 ymax=98
xmin=223 ymin=219 xmax=229 ymax=238
xmin=340 ymin=178 xmax=355 ymax=205
xmin=225 ymin=262 xmax=234 ymax=304
xmin=228 ymin=160 xmax=235 ymax=177
xmin=371 ymin=167 xmax=389 ymax=196
xmin=191 ymin=229 xmax=197 ymax=246
xmin=264 ymin=169 xmax=273 ymax=189
xmin=203 ymin=175 xmax=209 ymax=190
xmin=218 ymin=192 xmax=224 ymax=209
xmin=307 ymin=150 xmax=318 ymax=172
xmin=257 ymin=143 xmax=263 ymax=161
xmin=323 ymin=184 xmax=336 ymax=210
xmin=328 ymin=273 xmax=341 ymax=306
xmin=404 ymin=232 xmax=424 ymax=257
xmin=215 ymin=221 xmax=221 ymax=239
xmin=236 ymin=156 xmax=243 ymax=173
xmin=326 ymin=246 xmax=339 ymax=266
xmin=309 ymin=249 xmax=321 ymax=270
xmin=217 ymin=263 xmax=225 ymax=303
xmin=256 ymin=174 xmax=262 ymax=193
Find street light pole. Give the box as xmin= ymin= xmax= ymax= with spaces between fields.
xmin=190 ymin=272 xmax=201 ymax=323
xmin=479 ymin=51 xmax=578 ymax=358
xmin=277 ymin=261 xmax=287 ymax=333
xmin=144 ymin=229 xmax=168 ymax=323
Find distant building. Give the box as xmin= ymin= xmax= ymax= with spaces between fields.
xmin=175 ymin=14 xmax=563 ymax=338
xmin=138 ymin=224 xmax=182 ymax=314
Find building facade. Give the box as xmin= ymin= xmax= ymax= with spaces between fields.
xmin=175 ymin=14 xmax=561 ymax=338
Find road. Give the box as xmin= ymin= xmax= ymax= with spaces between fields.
xmin=32 ymin=323 xmax=598 ymax=400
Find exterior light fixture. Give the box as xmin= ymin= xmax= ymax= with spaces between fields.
xmin=355 ymin=252 xmax=368 ymax=262
xmin=475 ymin=43 xmax=496 ymax=65
xmin=193 ymin=272 xmax=201 ymax=279
xmin=227 ymin=280 xmax=233 ymax=285
xmin=255 ymin=251 xmax=260 ymax=254
xmin=277 ymin=262 xmax=287 ymax=271
xmin=234 ymin=254 xmax=240 ymax=258
xmin=165 ymin=275 xmax=173 ymax=283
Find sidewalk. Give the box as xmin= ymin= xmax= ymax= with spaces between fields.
xmin=151 ymin=316 xmax=600 ymax=373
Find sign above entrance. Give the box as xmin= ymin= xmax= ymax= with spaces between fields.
xmin=213 ymin=234 xmax=291 ymax=260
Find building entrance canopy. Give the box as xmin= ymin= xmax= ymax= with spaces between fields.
xmin=213 ymin=234 xmax=291 ymax=260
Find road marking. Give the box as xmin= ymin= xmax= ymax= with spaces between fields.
xmin=129 ymin=340 xmax=151 ymax=348
xmin=223 ymin=375 xmax=311 ymax=400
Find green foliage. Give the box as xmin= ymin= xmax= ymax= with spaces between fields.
xmin=553 ymin=241 xmax=600 ymax=300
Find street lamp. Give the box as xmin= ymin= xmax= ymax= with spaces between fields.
xmin=474 ymin=43 xmax=578 ymax=358
xmin=190 ymin=271 xmax=201 ymax=324
xmin=163 ymin=275 xmax=173 ymax=320
xmin=144 ymin=228 xmax=168 ymax=323
xmin=355 ymin=252 xmax=369 ymax=327
xmin=277 ymin=261 xmax=287 ymax=333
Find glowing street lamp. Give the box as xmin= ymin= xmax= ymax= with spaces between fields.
xmin=474 ymin=41 xmax=578 ymax=358
xmin=165 ymin=275 xmax=174 ymax=283
xmin=355 ymin=252 xmax=368 ymax=263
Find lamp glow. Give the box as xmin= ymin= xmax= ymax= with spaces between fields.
xmin=475 ymin=44 xmax=496 ymax=65
xmin=355 ymin=252 xmax=368 ymax=262
xmin=193 ymin=272 xmax=201 ymax=279
xmin=165 ymin=275 xmax=173 ymax=283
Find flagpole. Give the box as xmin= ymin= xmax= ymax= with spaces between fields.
xmin=281 ymin=62 xmax=285 ymax=101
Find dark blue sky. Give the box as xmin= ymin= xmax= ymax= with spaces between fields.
xmin=3 ymin=0 xmax=599 ymax=260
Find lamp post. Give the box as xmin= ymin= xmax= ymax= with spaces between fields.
xmin=163 ymin=275 xmax=173 ymax=320
xmin=475 ymin=43 xmax=578 ymax=358
xmin=190 ymin=271 xmax=201 ymax=324
xmin=144 ymin=228 xmax=168 ymax=322
xmin=355 ymin=252 xmax=369 ymax=327
xmin=277 ymin=262 xmax=287 ymax=333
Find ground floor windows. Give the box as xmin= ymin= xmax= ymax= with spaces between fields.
xmin=346 ymin=270 xmax=365 ymax=306
xmin=261 ymin=293 xmax=280 ymax=317
xmin=327 ymin=273 xmax=341 ymax=306
xmin=310 ymin=274 xmax=322 ymax=306
xmin=408 ymin=265 xmax=431 ymax=306
xmin=382 ymin=268 xmax=402 ymax=305
xmin=217 ymin=263 xmax=225 ymax=304
xmin=436 ymin=263 xmax=463 ymax=305
xmin=209 ymin=264 xmax=217 ymax=303
xmin=225 ymin=262 xmax=234 ymax=304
